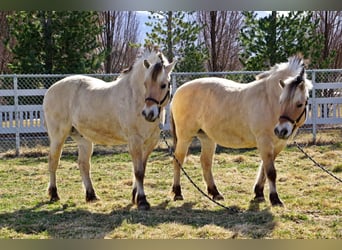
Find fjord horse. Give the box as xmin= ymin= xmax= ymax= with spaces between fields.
xmin=43 ymin=49 xmax=176 ymax=210
xmin=170 ymin=55 xmax=312 ymax=206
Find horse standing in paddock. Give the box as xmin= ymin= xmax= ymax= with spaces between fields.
xmin=43 ymin=49 xmax=176 ymax=210
xmin=170 ymin=55 xmax=312 ymax=206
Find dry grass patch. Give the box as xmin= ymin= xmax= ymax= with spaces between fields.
xmin=0 ymin=129 xmax=341 ymax=238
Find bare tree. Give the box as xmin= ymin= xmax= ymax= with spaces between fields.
xmin=313 ymin=11 xmax=342 ymax=69
xmin=0 ymin=11 xmax=13 ymax=74
xmin=197 ymin=11 xmax=244 ymax=72
xmin=98 ymin=11 xmax=140 ymax=73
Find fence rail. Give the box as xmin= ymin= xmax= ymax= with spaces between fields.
xmin=1 ymin=70 xmax=342 ymax=155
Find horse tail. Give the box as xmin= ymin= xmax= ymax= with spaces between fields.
xmin=170 ymin=110 xmax=177 ymax=150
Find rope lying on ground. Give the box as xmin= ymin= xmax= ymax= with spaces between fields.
xmin=160 ymin=130 xmax=240 ymax=213
xmin=294 ymin=141 xmax=342 ymax=183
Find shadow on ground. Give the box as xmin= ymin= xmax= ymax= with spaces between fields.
xmin=0 ymin=199 xmax=275 ymax=239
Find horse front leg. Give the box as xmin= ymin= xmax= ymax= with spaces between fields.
xmin=257 ymin=138 xmax=283 ymax=206
xmin=253 ymin=161 xmax=266 ymax=202
xmin=172 ymin=138 xmax=191 ymax=201
xmin=198 ymin=134 xmax=223 ymax=200
xmin=129 ymin=143 xmax=150 ymax=210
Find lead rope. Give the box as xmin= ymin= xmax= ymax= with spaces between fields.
xmin=294 ymin=140 xmax=342 ymax=183
xmin=160 ymin=129 xmax=240 ymax=213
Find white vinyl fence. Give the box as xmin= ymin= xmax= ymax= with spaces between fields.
xmin=1 ymin=70 xmax=341 ymax=155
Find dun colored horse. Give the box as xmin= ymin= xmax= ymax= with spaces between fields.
xmin=170 ymin=54 xmax=312 ymax=206
xmin=43 ymin=48 xmax=176 ymax=210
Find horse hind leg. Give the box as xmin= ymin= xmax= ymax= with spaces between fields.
xmin=71 ymin=129 xmax=98 ymax=202
xmin=47 ymin=128 xmax=70 ymax=202
xmin=198 ymin=133 xmax=223 ymax=200
xmin=48 ymin=139 xmax=64 ymax=202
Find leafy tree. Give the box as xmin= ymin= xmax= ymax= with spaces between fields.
xmin=197 ymin=11 xmax=244 ymax=72
xmin=7 ymin=11 xmax=104 ymax=75
xmin=239 ymin=11 xmax=327 ymax=71
xmin=144 ymin=11 xmax=207 ymax=72
xmin=98 ymin=11 xmax=140 ymax=73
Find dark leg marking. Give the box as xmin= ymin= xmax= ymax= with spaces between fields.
xmin=86 ymin=189 xmax=99 ymax=202
xmin=208 ymin=185 xmax=224 ymax=200
xmin=132 ymin=187 xmax=137 ymax=204
xmin=253 ymin=184 xmax=266 ymax=202
xmin=137 ymin=194 xmax=150 ymax=210
xmin=172 ymin=185 xmax=184 ymax=201
xmin=48 ymin=186 xmax=60 ymax=202
xmin=270 ymin=193 xmax=283 ymax=206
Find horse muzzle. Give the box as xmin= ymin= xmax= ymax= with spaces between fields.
xmin=142 ymin=104 xmax=159 ymax=122
xmin=274 ymin=122 xmax=293 ymax=140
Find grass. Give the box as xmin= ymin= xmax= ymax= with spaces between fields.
xmin=0 ymin=129 xmax=341 ymax=239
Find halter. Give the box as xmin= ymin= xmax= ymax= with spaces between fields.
xmin=144 ymin=84 xmax=171 ymax=117
xmin=279 ymin=99 xmax=308 ymax=131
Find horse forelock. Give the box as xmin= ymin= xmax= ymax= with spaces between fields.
xmin=151 ymin=62 xmax=164 ymax=81
xmin=278 ymin=54 xmax=313 ymax=105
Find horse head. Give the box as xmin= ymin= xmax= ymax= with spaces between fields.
xmin=274 ymin=56 xmax=312 ymax=139
xmin=141 ymin=50 xmax=176 ymax=122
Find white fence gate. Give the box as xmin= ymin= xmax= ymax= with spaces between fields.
xmin=1 ymin=70 xmax=341 ymax=155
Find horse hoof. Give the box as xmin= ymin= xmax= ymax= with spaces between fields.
xmin=86 ymin=190 xmax=99 ymax=202
xmin=48 ymin=187 xmax=60 ymax=202
xmin=138 ymin=202 xmax=151 ymax=210
xmin=213 ymin=194 xmax=224 ymax=200
xmin=49 ymin=196 xmax=60 ymax=203
xmin=270 ymin=193 xmax=283 ymax=206
xmin=271 ymin=200 xmax=284 ymax=207
xmin=253 ymin=195 xmax=266 ymax=203
xmin=173 ymin=195 xmax=184 ymax=201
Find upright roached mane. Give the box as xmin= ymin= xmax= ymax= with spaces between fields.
xmin=170 ymin=54 xmax=312 ymax=206
xmin=43 ymin=47 xmax=176 ymax=210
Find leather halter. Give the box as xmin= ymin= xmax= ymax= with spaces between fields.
xmin=144 ymin=84 xmax=171 ymax=117
xmin=279 ymin=99 xmax=308 ymax=130
xmin=145 ymin=89 xmax=170 ymax=107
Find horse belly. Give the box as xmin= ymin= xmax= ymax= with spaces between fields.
xmin=206 ymin=126 xmax=257 ymax=149
xmin=74 ymin=119 xmax=127 ymax=146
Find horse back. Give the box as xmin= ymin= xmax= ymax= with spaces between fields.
xmin=171 ymin=77 xmax=278 ymax=148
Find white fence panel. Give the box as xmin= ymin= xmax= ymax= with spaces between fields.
xmin=1 ymin=71 xmax=342 ymax=155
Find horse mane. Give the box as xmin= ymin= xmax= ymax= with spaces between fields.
xmin=119 ymin=47 xmax=169 ymax=81
xmin=256 ymin=53 xmax=305 ymax=81
xmin=278 ymin=54 xmax=313 ymax=104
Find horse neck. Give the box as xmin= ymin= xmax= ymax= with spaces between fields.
xmin=264 ymin=77 xmax=283 ymax=108
xmin=120 ymin=64 xmax=146 ymax=96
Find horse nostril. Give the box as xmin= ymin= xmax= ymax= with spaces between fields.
xmin=142 ymin=110 xmax=146 ymax=117
xmin=147 ymin=111 xmax=154 ymax=121
xmin=274 ymin=127 xmax=279 ymax=136
xmin=280 ymin=128 xmax=288 ymax=137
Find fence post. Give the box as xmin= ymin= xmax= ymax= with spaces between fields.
xmin=14 ymin=75 xmax=20 ymax=156
xmin=311 ymin=71 xmax=317 ymax=144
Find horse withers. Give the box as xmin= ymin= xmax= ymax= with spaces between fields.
xmin=43 ymin=48 xmax=176 ymax=210
xmin=170 ymin=54 xmax=312 ymax=206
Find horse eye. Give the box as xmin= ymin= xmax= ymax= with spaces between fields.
xmin=161 ymin=84 xmax=167 ymax=89
xmin=297 ymin=103 xmax=303 ymax=108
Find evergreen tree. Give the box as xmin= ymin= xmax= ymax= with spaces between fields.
xmin=7 ymin=11 xmax=104 ymax=75
xmin=239 ymin=11 xmax=328 ymax=71
xmin=144 ymin=11 xmax=207 ymax=72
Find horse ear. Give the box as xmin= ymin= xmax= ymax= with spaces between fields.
xmin=165 ymin=60 xmax=177 ymax=74
xmin=279 ymin=80 xmax=285 ymax=88
xmin=143 ymin=60 xmax=150 ymax=69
